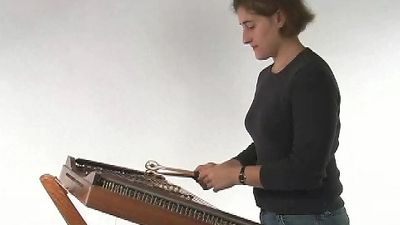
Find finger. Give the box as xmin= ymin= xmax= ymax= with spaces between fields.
xmin=203 ymin=177 xmax=215 ymax=190
xmin=193 ymin=170 xmax=200 ymax=180
xmin=196 ymin=171 xmax=207 ymax=180
xmin=201 ymin=182 xmax=211 ymax=190
xmin=196 ymin=179 xmax=210 ymax=190
xmin=195 ymin=162 xmax=215 ymax=170
xmin=195 ymin=173 xmax=211 ymax=190
xmin=195 ymin=166 xmax=211 ymax=179
xmin=213 ymin=184 xmax=224 ymax=192
xmin=194 ymin=164 xmax=205 ymax=171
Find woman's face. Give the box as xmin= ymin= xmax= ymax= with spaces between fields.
xmin=237 ymin=7 xmax=284 ymax=60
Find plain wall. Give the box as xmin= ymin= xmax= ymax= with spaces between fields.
xmin=1 ymin=0 xmax=399 ymax=224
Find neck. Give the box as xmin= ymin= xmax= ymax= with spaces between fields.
xmin=271 ymin=37 xmax=305 ymax=73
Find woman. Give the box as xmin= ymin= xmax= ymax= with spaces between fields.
xmin=195 ymin=1 xmax=350 ymax=225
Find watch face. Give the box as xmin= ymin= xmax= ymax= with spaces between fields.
xmin=239 ymin=166 xmax=246 ymax=184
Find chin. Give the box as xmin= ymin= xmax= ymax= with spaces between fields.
xmin=254 ymin=54 xmax=270 ymax=60
xmin=253 ymin=50 xmax=271 ymax=60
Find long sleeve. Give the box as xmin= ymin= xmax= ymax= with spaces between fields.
xmin=244 ymin=48 xmax=344 ymax=214
xmin=259 ymin=65 xmax=340 ymax=191
xmin=233 ymin=143 xmax=257 ymax=166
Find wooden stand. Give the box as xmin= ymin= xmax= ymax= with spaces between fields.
xmin=40 ymin=174 xmax=88 ymax=225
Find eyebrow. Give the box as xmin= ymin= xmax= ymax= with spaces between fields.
xmin=239 ymin=20 xmax=253 ymax=26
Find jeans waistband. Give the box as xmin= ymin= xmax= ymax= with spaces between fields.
xmin=261 ymin=206 xmax=347 ymax=216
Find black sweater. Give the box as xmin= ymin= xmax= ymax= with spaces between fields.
xmin=234 ymin=48 xmax=344 ymax=214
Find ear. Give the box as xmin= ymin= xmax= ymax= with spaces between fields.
xmin=274 ymin=9 xmax=287 ymax=29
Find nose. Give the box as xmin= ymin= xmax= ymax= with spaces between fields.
xmin=242 ymin=30 xmax=251 ymax=45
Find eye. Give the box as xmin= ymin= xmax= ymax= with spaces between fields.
xmin=245 ymin=23 xmax=255 ymax=30
xmin=240 ymin=21 xmax=255 ymax=31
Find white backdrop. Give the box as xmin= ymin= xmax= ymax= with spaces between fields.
xmin=1 ymin=0 xmax=399 ymax=224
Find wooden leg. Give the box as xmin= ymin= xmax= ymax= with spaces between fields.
xmin=40 ymin=174 xmax=88 ymax=225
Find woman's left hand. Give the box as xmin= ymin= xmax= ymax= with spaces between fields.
xmin=195 ymin=163 xmax=241 ymax=192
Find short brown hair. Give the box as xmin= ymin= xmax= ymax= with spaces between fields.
xmin=232 ymin=0 xmax=315 ymax=37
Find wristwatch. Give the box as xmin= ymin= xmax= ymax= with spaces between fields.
xmin=239 ymin=166 xmax=247 ymax=185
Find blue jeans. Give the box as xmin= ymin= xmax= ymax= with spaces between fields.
xmin=260 ymin=207 xmax=350 ymax=225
